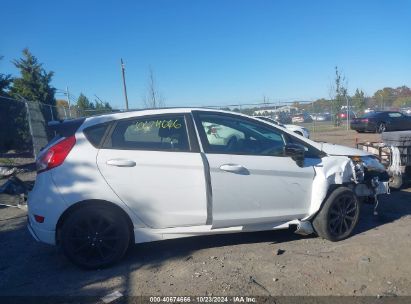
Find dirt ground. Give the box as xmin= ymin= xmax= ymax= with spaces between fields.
xmin=1 ymin=130 xmax=411 ymax=300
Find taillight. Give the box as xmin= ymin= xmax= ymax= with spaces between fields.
xmin=36 ymin=135 xmax=76 ymax=173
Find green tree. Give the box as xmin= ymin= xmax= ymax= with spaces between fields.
xmin=0 ymin=56 xmax=12 ymax=96
xmin=9 ymin=49 xmax=57 ymax=150
xmin=335 ymin=67 xmax=348 ymax=111
xmin=76 ymin=93 xmax=94 ymax=110
xmin=329 ymin=66 xmax=348 ymax=116
xmin=352 ymin=88 xmax=366 ymax=112
xmin=10 ymin=49 xmax=55 ymax=105
xmin=373 ymin=87 xmax=395 ymax=109
xmin=94 ymin=100 xmax=103 ymax=110
xmin=103 ymin=102 xmax=112 ymax=110
xmin=392 ymin=96 xmax=411 ymax=108
xmin=372 ymin=86 xmax=411 ymax=109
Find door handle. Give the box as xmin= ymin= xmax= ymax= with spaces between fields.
xmin=219 ymin=164 xmax=249 ymax=174
xmin=106 ymin=159 xmax=136 ymax=167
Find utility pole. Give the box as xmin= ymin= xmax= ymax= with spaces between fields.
xmin=120 ymin=58 xmax=129 ymax=110
xmin=345 ymin=95 xmax=350 ymax=131
xmin=66 ymin=86 xmax=72 ymax=118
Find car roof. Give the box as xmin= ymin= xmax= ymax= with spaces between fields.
xmin=76 ymin=106 xmax=322 ymax=150
xmin=79 ymin=107 xmax=248 ymax=129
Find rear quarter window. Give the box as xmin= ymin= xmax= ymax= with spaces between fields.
xmin=83 ymin=123 xmax=110 ymax=147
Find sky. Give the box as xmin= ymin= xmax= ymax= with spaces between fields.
xmin=1 ymin=0 xmax=410 ymax=109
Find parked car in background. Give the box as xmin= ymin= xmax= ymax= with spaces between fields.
xmin=28 ymin=108 xmax=388 ymax=268
xmin=292 ymin=113 xmax=313 ymax=123
xmin=273 ymin=112 xmax=292 ymax=124
xmin=255 ymin=116 xmax=310 ymax=138
xmin=350 ymin=111 xmax=411 ymax=133
xmin=336 ymin=110 xmax=357 ymax=120
xmin=334 ymin=110 xmax=357 ymax=126
xmin=400 ymin=108 xmax=411 ymax=116
xmin=310 ymin=113 xmax=331 ymax=121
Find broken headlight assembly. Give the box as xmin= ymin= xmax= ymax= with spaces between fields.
xmin=350 ymin=155 xmax=389 ymax=183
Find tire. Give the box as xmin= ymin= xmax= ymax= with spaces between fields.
xmin=376 ymin=122 xmax=386 ymax=133
xmin=61 ymin=205 xmax=130 ymax=269
xmin=389 ymin=174 xmax=403 ymax=190
xmin=312 ymin=187 xmax=360 ymax=242
xmin=356 ymin=130 xmax=364 ymax=133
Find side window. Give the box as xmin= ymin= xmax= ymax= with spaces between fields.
xmin=388 ymin=112 xmax=402 ymax=118
xmin=197 ymin=114 xmax=286 ymax=156
xmin=107 ymin=115 xmax=190 ymax=151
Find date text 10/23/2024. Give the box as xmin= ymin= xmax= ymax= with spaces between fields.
xmin=149 ymin=296 xmax=257 ymax=303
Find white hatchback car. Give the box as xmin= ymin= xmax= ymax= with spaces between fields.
xmin=28 ymin=108 xmax=389 ymax=268
xmin=254 ymin=116 xmax=310 ymax=138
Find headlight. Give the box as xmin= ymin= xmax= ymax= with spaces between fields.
xmin=350 ymin=156 xmax=386 ymax=172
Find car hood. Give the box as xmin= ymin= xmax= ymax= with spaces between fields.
xmin=319 ymin=142 xmax=371 ymax=156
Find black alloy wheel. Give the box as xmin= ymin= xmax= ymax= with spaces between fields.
xmin=327 ymin=193 xmax=359 ymax=237
xmin=312 ymin=187 xmax=360 ymax=242
xmin=377 ymin=122 xmax=386 ymax=133
xmin=61 ymin=206 xmax=130 ymax=269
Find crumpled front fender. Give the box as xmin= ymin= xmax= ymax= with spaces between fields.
xmin=303 ymin=156 xmax=389 ymax=221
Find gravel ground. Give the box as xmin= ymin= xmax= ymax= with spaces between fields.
xmin=0 ymin=131 xmax=410 ymax=300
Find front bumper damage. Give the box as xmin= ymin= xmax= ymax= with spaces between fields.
xmin=295 ymin=155 xmax=389 ymax=235
xmin=304 ymin=155 xmax=389 ymax=221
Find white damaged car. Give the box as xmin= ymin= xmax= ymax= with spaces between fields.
xmin=28 ymin=108 xmax=389 ymax=268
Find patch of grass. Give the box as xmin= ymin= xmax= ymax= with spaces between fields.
xmin=300 ymin=122 xmax=349 ymax=133
xmin=0 ymin=158 xmax=14 ymax=166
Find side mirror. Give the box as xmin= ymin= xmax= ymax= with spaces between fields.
xmin=284 ymin=143 xmax=305 ymax=167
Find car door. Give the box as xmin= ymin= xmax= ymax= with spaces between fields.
xmin=396 ymin=112 xmax=411 ymax=130
xmin=192 ymin=111 xmax=317 ymax=229
xmin=97 ymin=113 xmax=208 ymax=229
xmin=387 ymin=112 xmax=407 ymax=130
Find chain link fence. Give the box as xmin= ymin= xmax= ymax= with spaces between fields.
xmin=2 ymin=96 xmax=396 ymax=157
xmin=0 ymin=96 xmax=116 ymax=157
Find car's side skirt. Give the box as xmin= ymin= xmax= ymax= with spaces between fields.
xmin=133 ymin=219 xmax=301 ymax=243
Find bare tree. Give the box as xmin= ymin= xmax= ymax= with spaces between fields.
xmin=143 ymin=67 xmax=165 ymax=108
xmin=328 ymin=66 xmax=348 ymax=115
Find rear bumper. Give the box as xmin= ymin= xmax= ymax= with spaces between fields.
xmin=350 ymin=122 xmax=376 ymax=131
xmin=27 ymin=171 xmax=65 ymax=246
xmin=27 ymin=215 xmax=56 ymax=245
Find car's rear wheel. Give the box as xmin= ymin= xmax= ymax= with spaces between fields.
xmin=312 ymin=187 xmax=360 ymax=242
xmin=376 ymin=122 xmax=386 ymax=133
xmin=61 ymin=205 xmax=130 ymax=269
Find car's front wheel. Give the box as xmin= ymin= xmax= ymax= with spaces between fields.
xmin=61 ymin=205 xmax=130 ymax=269
xmin=312 ymin=187 xmax=360 ymax=242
